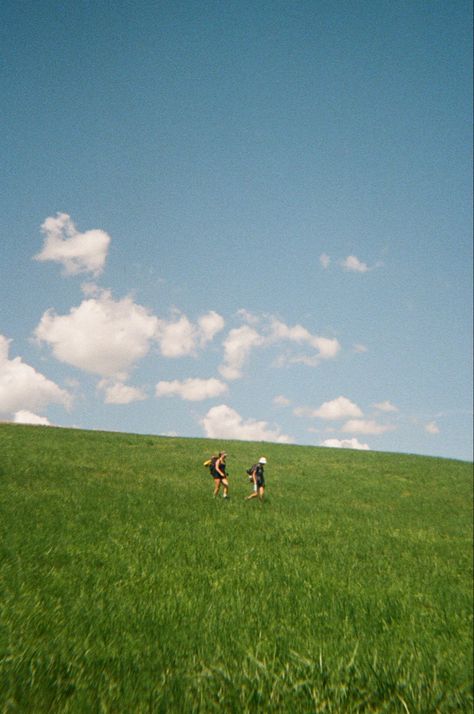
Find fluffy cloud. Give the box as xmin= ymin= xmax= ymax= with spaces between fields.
xmin=219 ymin=316 xmax=341 ymax=379
xmin=98 ymin=380 xmax=147 ymax=404
xmin=294 ymin=396 xmax=363 ymax=420
xmin=341 ymin=255 xmax=370 ymax=273
xmin=200 ymin=404 xmax=293 ymax=443
xmin=157 ymin=311 xmax=225 ymax=358
xmin=425 ymin=421 xmax=440 ymax=435
xmin=34 ymin=291 xmax=158 ymax=378
xmin=34 ymin=213 xmax=111 ymax=276
xmin=321 ymin=437 xmax=370 ymax=450
xmin=269 ymin=319 xmax=340 ymax=361
xmin=320 ymin=253 xmax=331 ymax=269
xmin=353 ymin=343 xmax=368 ymax=353
xmin=342 ymin=419 xmax=395 ymax=435
xmin=13 ymin=410 xmax=51 ymax=426
xmin=0 ymin=335 xmax=71 ymax=417
xmin=198 ymin=311 xmax=225 ymax=346
xmin=373 ymin=400 xmax=398 ymax=413
xmin=156 ymin=378 xmax=228 ymax=401
xmin=219 ymin=325 xmax=265 ymax=380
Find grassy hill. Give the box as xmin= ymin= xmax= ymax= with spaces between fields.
xmin=0 ymin=423 xmax=472 ymax=713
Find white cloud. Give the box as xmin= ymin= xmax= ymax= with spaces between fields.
xmin=198 ymin=311 xmax=225 ymax=347
xmin=353 ymin=343 xmax=368 ymax=353
xmin=219 ymin=325 xmax=265 ymax=380
xmin=34 ymin=290 xmax=158 ymax=378
xmin=0 ymin=335 xmax=71 ymax=417
xmin=320 ymin=253 xmax=331 ymax=269
xmin=269 ymin=319 xmax=338 ymax=357
xmin=156 ymin=314 xmax=197 ymax=358
xmin=157 ymin=310 xmax=224 ymax=358
xmin=341 ymin=255 xmax=370 ymax=273
xmin=373 ymin=400 xmax=399 ymax=413
xmin=273 ymin=395 xmax=290 ymax=407
xmin=425 ymin=421 xmax=440 ymax=434
xmin=218 ymin=316 xmax=340 ymax=379
xmin=294 ymin=396 xmax=363 ymax=420
xmin=321 ymin=437 xmax=370 ymax=450
xmin=156 ymin=378 xmax=228 ymax=401
xmin=34 ymin=213 xmax=111 ymax=276
xmin=98 ymin=380 xmax=147 ymax=404
xmin=342 ymin=419 xmax=395 ymax=435
xmin=14 ymin=410 xmax=52 ymax=426
xmin=200 ymin=404 xmax=293 ymax=443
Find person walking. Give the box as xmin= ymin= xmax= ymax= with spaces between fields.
xmin=245 ymin=457 xmax=267 ymax=501
xmin=212 ymin=451 xmax=230 ymax=498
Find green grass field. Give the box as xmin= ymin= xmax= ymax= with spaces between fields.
xmin=0 ymin=424 xmax=472 ymax=713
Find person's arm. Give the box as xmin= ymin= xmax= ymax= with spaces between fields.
xmin=215 ymin=458 xmax=224 ymax=477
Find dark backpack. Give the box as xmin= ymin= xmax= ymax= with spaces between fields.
xmin=246 ymin=464 xmax=257 ymax=475
xmin=203 ymin=456 xmax=217 ymax=473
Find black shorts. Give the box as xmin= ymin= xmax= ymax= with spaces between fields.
xmin=256 ymin=476 xmax=265 ymax=488
xmin=213 ymin=472 xmax=226 ymax=480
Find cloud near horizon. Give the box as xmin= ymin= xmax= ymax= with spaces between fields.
xmin=34 ymin=213 xmax=111 ymax=276
xmin=321 ymin=437 xmax=370 ymax=450
xmin=13 ymin=410 xmax=52 ymax=425
xmin=201 ymin=404 xmax=293 ymax=443
xmin=0 ymin=335 xmax=71 ymax=417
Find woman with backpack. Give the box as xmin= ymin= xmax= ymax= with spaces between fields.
xmin=212 ymin=451 xmax=230 ymax=499
xmin=245 ymin=457 xmax=267 ymax=501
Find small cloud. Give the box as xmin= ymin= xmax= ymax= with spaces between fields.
xmin=320 ymin=253 xmax=331 ymax=269
xmin=13 ymin=410 xmax=52 ymax=426
xmin=294 ymin=396 xmax=363 ymax=420
xmin=353 ymin=343 xmax=368 ymax=353
xmin=98 ymin=380 xmax=147 ymax=404
xmin=321 ymin=437 xmax=370 ymax=451
xmin=341 ymin=255 xmax=370 ymax=273
xmin=34 ymin=213 xmax=111 ymax=277
xmin=373 ymin=400 xmax=398 ymax=413
xmin=200 ymin=404 xmax=293 ymax=443
xmin=425 ymin=421 xmax=440 ymax=435
xmin=156 ymin=378 xmax=228 ymax=402
xmin=342 ymin=419 xmax=395 ymax=435
xmin=273 ymin=395 xmax=290 ymax=407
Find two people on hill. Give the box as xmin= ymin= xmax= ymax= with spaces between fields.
xmin=205 ymin=452 xmax=267 ymax=501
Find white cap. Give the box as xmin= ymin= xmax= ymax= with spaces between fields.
xmin=259 ymin=457 xmax=267 ymax=464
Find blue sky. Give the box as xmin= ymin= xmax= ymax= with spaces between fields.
xmin=1 ymin=0 xmax=472 ymax=461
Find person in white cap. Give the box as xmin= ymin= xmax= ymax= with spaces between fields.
xmin=245 ymin=457 xmax=267 ymax=501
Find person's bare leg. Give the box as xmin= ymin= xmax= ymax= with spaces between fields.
xmin=213 ymin=479 xmax=221 ymax=497
xmin=258 ymin=486 xmax=265 ymax=501
xmin=222 ymin=478 xmax=229 ymax=497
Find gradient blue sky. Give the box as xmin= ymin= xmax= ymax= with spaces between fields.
xmin=1 ymin=0 xmax=472 ymax=460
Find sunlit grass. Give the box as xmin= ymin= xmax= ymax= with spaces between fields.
xmin=0 ymin=424 xmax=472 ymax=712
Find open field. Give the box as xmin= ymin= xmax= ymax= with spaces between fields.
xmin=0 ymin=424 xmax=472 ymax=712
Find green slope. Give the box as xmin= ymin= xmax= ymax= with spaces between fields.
xmin=0 ymin=424 xmax=472 ymax=713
